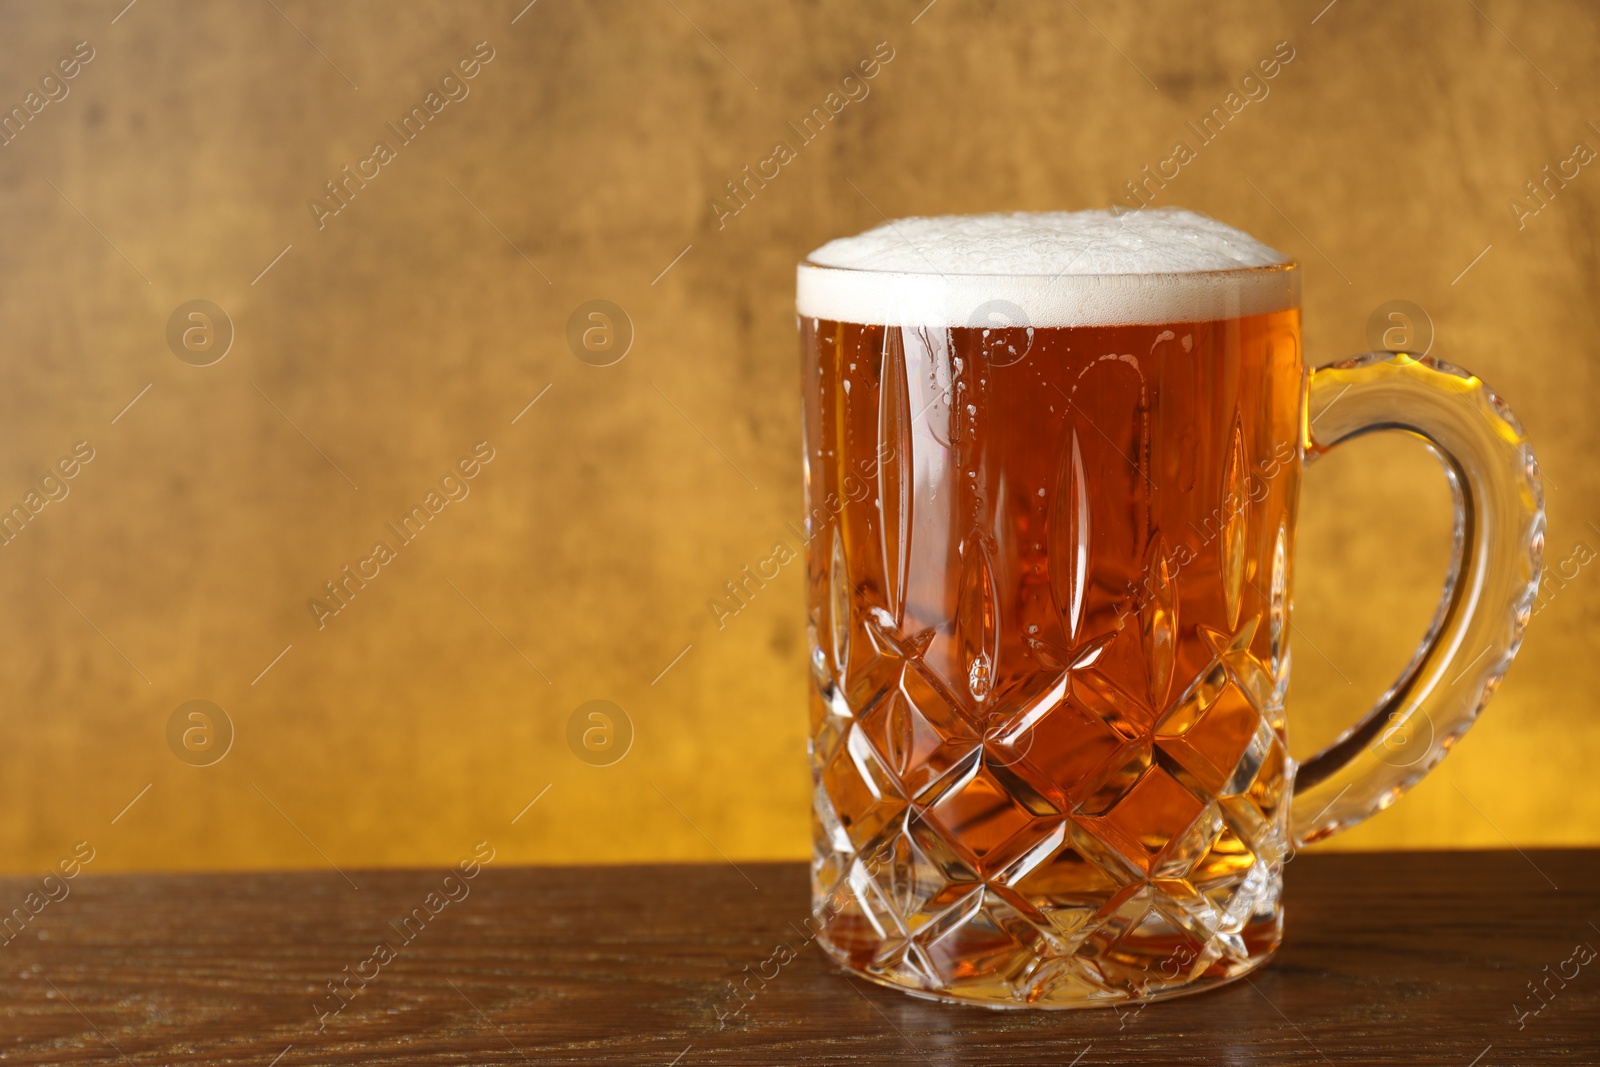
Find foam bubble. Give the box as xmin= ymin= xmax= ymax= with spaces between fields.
xmin=797 ymin=208 xmax=1298 ymax=327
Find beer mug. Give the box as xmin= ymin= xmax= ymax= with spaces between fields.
xmin=796 ymin=209 xmax=1542 ymax=1008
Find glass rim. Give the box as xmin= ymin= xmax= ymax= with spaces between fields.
xmin=796 ymin=257 xmax=1302 ymax=283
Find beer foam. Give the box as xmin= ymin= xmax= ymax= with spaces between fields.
xmin=797 ymin=209 xmax=1298 ymax=327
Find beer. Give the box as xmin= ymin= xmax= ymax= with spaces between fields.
xmin=799 ymin=209 xmax=1304 ymax=1007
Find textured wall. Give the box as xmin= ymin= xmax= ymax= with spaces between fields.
xmin=0 ymin=0 xmax=1593 ymax=874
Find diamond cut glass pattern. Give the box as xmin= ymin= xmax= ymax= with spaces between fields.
xmin=856 ymin=658 xmax=979 ymax=797
xmin=803 ymin=309 xmax=1304 ymax=1007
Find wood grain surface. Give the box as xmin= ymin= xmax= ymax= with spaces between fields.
xmin=0 ymin=0 xmax=1597 ymax=876
xmin=0 ymin=849 xmax=1593 ymax=1065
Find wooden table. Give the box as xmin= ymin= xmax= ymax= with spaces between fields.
xmin=1 ymin=850 xmax=1594 ymax=1065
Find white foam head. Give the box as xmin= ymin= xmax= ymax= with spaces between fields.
xmin=797 ymin=208 xmax=1298 ymax=328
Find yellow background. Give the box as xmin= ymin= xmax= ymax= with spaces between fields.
xmin=0 ymin=0 xmax=1593 ymax=874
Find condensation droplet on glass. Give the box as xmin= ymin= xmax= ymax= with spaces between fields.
xmin=1181 ymin=334 xmax=1193 ymax=352
xmin=842 ymin=379 xmax=851 ymax=395
xmin=968 ymin=658 xmax=993 ymax=702
xmin=953 ymin=537 xmax=992 ymax=703
xmin=965 ymin=404 xmax=976 ymax=415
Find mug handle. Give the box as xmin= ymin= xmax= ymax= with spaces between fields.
xmin=1289 ymin=352 xmax=1545 ymax=845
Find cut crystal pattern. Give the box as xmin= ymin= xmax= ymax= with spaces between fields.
xmin=805 ymin=315 xmax=1300 ymax=1008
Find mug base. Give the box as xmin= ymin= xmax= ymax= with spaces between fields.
xmin=817 ymin=914 xmax=1283 ymax=1010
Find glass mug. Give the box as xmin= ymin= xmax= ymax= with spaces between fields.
xmin=796 ymin=211 xmax=1543 ymax=1008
